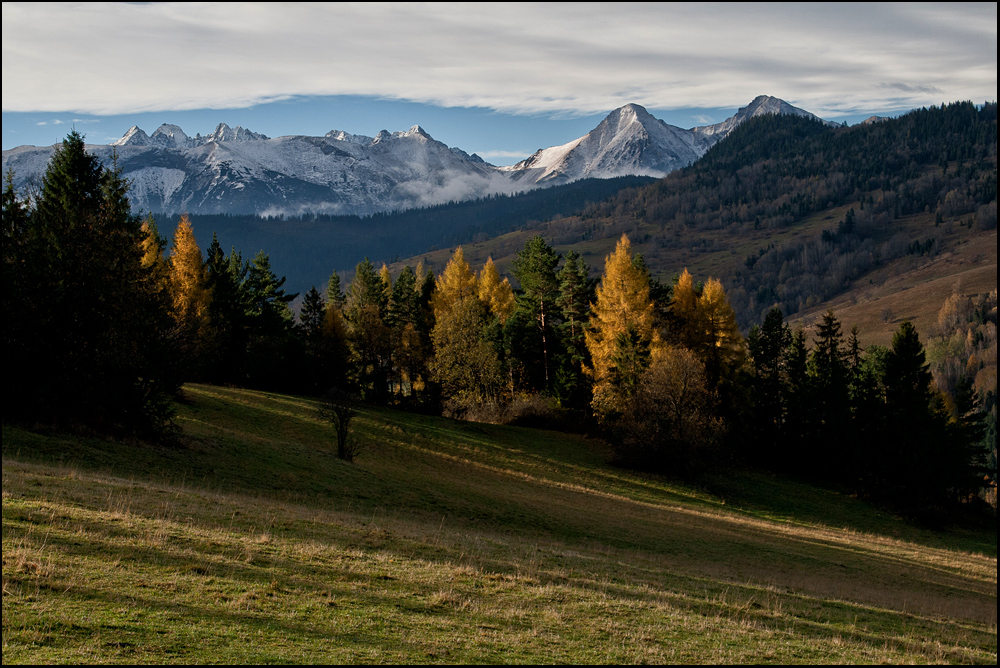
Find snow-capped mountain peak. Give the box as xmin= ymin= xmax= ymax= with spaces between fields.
xmin=4 ymin=95 xmax=836 ymax=217
xmin=112 ymin=125 xmax=151 ymax=147
xmin=149 ymin=124 xmax=192 ymax=149
xmin=694 ymin=94 xmax=836 ymax=137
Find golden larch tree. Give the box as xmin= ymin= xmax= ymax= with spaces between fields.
xmin=432 ymin=247 xmax=478 ymax=320
xmin=670 ymin=268 xmax=702 ymax=349
xmin=585 ymin=234 xmax=661 ymax=416
xmin=379 ymin=263 xmax=393 ymax=303
xmin=139 ymin=215 xmax=170 ymax=295
xmin=697 ymin=277 xmax=746 ymax=387
xmin=477 ymin=257 xmax=515 ymax=322
xmin=168 ymin=214 xmax=209 ymax=332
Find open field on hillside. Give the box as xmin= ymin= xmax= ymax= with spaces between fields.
xmin=3 ymin=384 xmax=997 ymax=663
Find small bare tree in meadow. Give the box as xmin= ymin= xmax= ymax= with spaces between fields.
xmin=318 ymin=388 xmax=362 ymax=462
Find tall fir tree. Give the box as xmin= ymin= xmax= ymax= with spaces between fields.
xmin=511 ymin=236 xmax=561 ymax=391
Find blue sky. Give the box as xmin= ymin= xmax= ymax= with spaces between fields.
xmin=3 ymin=3 xmax=996 ymax=164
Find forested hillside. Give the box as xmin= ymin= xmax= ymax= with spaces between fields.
xmin=420 ymin=102 xmax=995 ymax=333
xmin=155 ymin=175 xmax=655 ymax=294
xmin=579 ymin=101 xmax=996 ymax=327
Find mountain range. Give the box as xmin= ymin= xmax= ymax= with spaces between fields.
xmin=2 ymin=95 xmax=833 ymax=216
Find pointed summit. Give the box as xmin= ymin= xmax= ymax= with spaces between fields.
xmin=505 ymin=102 xmax=712 ymax=184
xmin=693 ymin=95 xmax=836 ymax=138
xmin=111 ymin=125 xmax=151 ymax=147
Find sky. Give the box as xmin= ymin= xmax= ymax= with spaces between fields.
xmin=2 ymin=2 xmax=996 ymax=164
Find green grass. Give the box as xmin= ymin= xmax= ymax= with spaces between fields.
xmin=3 ymin=384 xmax=997 ymax=663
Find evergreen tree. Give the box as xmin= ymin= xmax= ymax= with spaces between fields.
xmin=807 ymin=310 xmax=851 ymax=479
xmin=881 ymin=321 xmax=947 ymax=509
xmin=346 ymin=258 xmax=391 ymax=401
xmin=511 ymin=236 xmax=561 ymax=391
xmin=203 ymin=237 xmax=249 ymax=383
xmin=243 ymin=251 xmax=298 ymax=388
xmin=300 ymin=286 xmax=326 ymax=343
xmin=554 ymin=251 xmax=595 ymax=408
xmin=747 ymin=307 xmax=791 ymax=463
xmin=326 ymin=271 xmax=345 ymax=311
xmin=4 ymin=131 xmax=178 ymax=436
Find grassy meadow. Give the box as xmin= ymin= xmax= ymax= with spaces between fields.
xmin=2 ymin=384 xmax=997 ymax=663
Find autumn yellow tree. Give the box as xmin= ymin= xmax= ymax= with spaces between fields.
xmin=477 ymin=257 xmax=515 ymax=322
xmin=670 ymin=268 xmax=701 ymax=349
xmin=585 ymin=233 xmax=661 ymax=417
xmin=430 ymin=247 xmax=504 ymax=411
xmin=140 ymin=215 xmax=170 ymax=296
xmin=432 ymin=247 xmax=478 ymax=320
xmin=697 ymin=277 xmax=746 ymax=387
xmin=168 ymin=214 xmax=209 ymax=333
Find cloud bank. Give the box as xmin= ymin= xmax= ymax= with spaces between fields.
xmin=2 ymin=3 xmax=995 ymax=118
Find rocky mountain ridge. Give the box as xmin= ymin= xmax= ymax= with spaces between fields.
xmin=2 ymin=95 xmax=831 ymax=215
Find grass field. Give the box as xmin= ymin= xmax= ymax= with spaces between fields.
xmin=3 ymin=384 xmax=997 ymax=663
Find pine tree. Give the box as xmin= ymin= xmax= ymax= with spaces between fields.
xmin=346 ymin=258 xmax=391 ymax=401
xmin=807 ymin=310 xmax=851 ymax=479
xmin=298 ymin=285 xmax=327 ymax=391
xmin=747 ymin=307 xmax=791 ymax=462
xmin=300 ymin=286 xmax=325 ymax=342
xmin=203 ymin=237 xmax=249 ymax=383
xmin=326 ymin=271 xmax=345 ymax=311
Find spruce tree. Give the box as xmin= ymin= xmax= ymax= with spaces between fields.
xmin=5 ymin=131 xmax=177 ymax=436
xmin=511 ymin=236 xmax=561 ymax=391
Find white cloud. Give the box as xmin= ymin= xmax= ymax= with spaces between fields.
xmin=2 ymin=3 xmax=995 ymax=118
xmin=474 ymin=149 xmax=535 ymax=160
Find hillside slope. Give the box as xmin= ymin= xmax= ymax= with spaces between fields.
xmin=396 ymin=102 xmax=997 ymax=343
xmin=3 ymin=385 xmax=996 ymax=663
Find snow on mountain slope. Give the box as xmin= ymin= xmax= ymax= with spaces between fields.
xmin=1 ymin=95 xmax=834 ymax=216
xmin=693 ymin=95 xmax=838 ymax=138
xmin=504 ymin=97 xmax=832 ymax=186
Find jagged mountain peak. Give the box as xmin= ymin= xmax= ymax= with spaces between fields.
xmin=6 ymin=95 xmax=838 ymax=216
xmin=112 ymin=125 xmax=151 ymax=147
xmin=111 ymin=122 xmax=268 ymax=148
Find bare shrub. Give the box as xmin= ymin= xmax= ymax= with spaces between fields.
xmin=611 ymin=345 xmax=723 ymax=473
xmin=318 ymin=388 xmax=362 ymax=462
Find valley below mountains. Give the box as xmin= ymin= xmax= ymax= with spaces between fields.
xmin=2 ymin=96 xmax=830 ymax=216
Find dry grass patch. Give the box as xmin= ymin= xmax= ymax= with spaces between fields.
xmin=3 ymin=386 xmax=996 ymax=663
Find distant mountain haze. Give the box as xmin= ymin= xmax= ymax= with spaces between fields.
xmin=2 ymin=96 xmax=831 ymax=216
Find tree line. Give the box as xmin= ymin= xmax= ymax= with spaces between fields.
xmin=4 ymin=131 xmax=993 ymax=519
